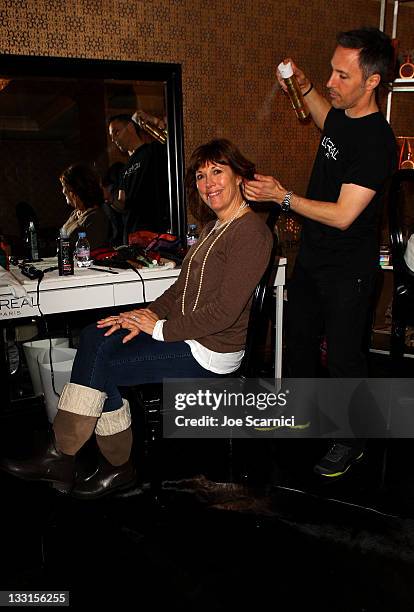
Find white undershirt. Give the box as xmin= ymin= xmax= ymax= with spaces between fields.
xmin=152 ymin=319 xmax=244 ymax=374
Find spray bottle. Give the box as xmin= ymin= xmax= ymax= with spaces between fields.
xmin=278 ymin=61 xmax=309 ymax=121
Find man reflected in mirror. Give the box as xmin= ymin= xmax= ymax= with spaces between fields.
xmin=108 ymin=112 xmax=170 ymax=245
xmin=101 ymin=162 xmax=125 ymax=246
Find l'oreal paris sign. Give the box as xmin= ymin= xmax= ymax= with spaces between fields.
xmin=0 ymin=296 xmax=35 ymax=318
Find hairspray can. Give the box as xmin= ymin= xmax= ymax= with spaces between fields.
xmin=278 ymin=61 xmax=309 ymax=121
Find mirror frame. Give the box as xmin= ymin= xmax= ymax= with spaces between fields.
xmin=0 ymin=53 xmax=186 ymax=244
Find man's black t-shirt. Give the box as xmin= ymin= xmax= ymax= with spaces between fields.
xmin=297 ymin=108 xmax=397 ymax=278
xmin=120 ymin=141 xmax=170 ymax=239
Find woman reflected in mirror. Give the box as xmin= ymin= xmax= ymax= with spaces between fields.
xmin=60 ymin=163 xmax=110 ymax=251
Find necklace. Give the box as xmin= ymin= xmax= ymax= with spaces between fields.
xmin=181 ymin=200 xmax=249 ymax=315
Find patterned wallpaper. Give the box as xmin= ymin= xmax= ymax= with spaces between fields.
xmin=0 ymin=0 xmax=412 ymax=242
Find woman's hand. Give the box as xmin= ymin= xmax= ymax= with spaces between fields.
xmin=97 ymin=308 xmax=142 ymax=344
xmin=243 ymin=174 xmax=286 ymax=204
xmin=96 ymin=308 xmax=159 ymax=343
xmin=119 ymin=308 xmax=159 ymax=338
xmin=96 ymin=314 xmax=122 ymax=333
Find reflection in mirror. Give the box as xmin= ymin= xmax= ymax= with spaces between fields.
xmin=0 ymin=56 xmax=185 ymax=256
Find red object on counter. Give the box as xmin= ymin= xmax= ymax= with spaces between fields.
xmin=0 ymin=235 xmax=10 ymax=270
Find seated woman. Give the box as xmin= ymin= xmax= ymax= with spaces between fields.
xmin=1 ymin=139 xmax=273 ymax=499
xmin=60 ymin=163 xmax=110 ymax=250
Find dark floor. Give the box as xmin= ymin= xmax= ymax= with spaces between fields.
xmin=1 ymin=352 xmax=414 ymax=611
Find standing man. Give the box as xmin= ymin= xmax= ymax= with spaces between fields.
xmin=244 ymin=27 xmax=397 ymax=477
xmin=108 ymin=111 xmax=170 ymax=244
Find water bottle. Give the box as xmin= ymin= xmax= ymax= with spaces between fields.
xmin=25 ymin=221 xmax=39 ymax=261
xmin=186 ymin=224 xmax=199 ymax=248
xmin=75 ymin=231 xmax=92 ymax=268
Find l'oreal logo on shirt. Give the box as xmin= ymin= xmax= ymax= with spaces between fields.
xmin=321 ymin=136 xmax=339 ymax=161
xmin=124 ymin=162 xmax=141 ymax=177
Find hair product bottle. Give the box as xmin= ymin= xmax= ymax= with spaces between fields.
xmin=278 ymin=61 xmax=309 ymax=121
xmin=57 ymin=229 xmax=74 ymax=276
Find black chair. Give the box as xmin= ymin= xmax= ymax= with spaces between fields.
xmin=128 ymin=206 xmax=281 ymax=490
xmin=388 ymin=169 xmax=414 ymax=374
xmin=237 ymin=206 xmax=281 ymax=378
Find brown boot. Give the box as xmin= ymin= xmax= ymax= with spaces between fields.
xmin=0 ymin=428 xmax=75 ymax=489
xmin=72 ymin=401 xmax=137 ymax=500
xmin=0 ymin=383 xmax=106 ymax=492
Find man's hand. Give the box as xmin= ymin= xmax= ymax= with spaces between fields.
xmin=243 ymin=174 xmax=287 ymax=204
xmin=277 ymin=57 xmax=329 ymax=130
xmin=132 ymin=110 xmax=166 ymax=131
xmin=277 ymin=57 xmax=311 ymax=94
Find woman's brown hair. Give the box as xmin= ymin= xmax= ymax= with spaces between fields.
xmin=185 ymin=139 xmax=255 ymax=225
xmin=60 ymin=163 xmax=103 ymax=210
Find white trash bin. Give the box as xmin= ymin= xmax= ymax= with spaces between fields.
xmin=23 ymin=338 xmax=70 ymax=396
xmin=38 ymin=347 xmax=77 ymax=423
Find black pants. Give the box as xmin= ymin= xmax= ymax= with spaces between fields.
xmin=285 ymin=265 xmax=378 ymax=448
xmin=286 ymin=264 xmax=376 ymax=378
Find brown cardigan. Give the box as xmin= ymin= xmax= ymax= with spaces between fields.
xmin=150 ymin=211 xmax=273 ymax=353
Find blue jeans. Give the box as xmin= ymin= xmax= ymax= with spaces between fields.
xmin=70 ymin=323 xmax=219 ymax=412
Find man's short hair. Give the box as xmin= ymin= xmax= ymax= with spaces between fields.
xmin=336 ymin=27 xmax=394 ymax=84
xmin=107 ymin=114 xmax=142 ymax=136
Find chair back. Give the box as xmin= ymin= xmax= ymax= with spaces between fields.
xmin=388 ymin=169 xmax=414 ymax=295
xmin=238 ymin=206 xmax=280 ymax=379
xmin=388 ymin=170 xmax=414 ymax=371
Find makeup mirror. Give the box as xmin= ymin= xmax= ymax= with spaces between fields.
xmin=0 ymin=54 xmax=186 ymax=254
